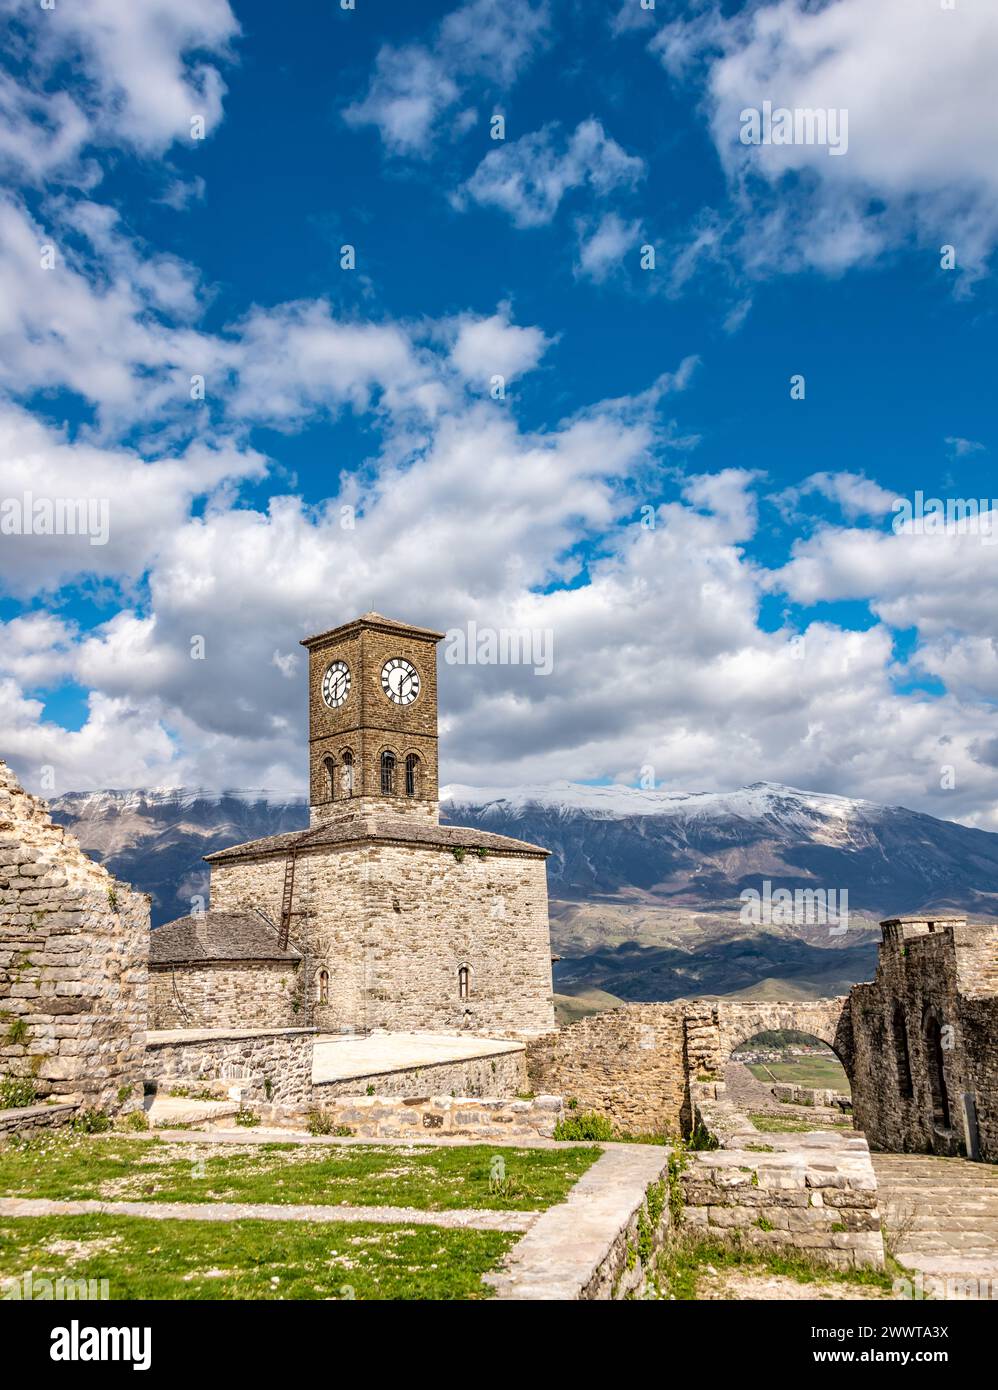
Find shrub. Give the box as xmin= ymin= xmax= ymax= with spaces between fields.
xmin=0 ymin=1074 xmax=37 ymax=1109
xmin=553 ymin=1111 xmax=615 ymax=1142
xmin=234 ymin=1108 xmax=260 ymax=1128
xmin=122 ymin=1110 xmax=149 ymax=1131
xmin=2 ymin=1014 xmax=28 ymax=1046
xmin=72 ymin=1108 xmax=111 ymax=1134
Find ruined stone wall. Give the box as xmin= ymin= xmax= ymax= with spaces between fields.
xmin=149 ymin=960 xmax=299 ymax=1030
xmin=146 ymin=1027 xmax=314 ymax=1107
xmin=0 ymin=763 xmax=147 ymax=1114
xmin=849 ymin=921 xmax=998 ymax=1160
xmin=211 ymin=840 xmax=555 ymax=1037
xmin=307 ymin=1091 xmax=560 ymax=1139
xmin=526 ymin=1004 xmax=687 ymax=1135
xmin=525 ymin=998 xmax=852 ymax=1137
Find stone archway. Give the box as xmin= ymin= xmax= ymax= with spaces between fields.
xmin=682 ymin=997 xmax=854 ymax=1084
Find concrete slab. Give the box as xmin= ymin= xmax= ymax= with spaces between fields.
xmin=144 ymin=1096 xmax=241 ymax=1127
xmin=312 ymin=1031 xmax=524 ymax=1085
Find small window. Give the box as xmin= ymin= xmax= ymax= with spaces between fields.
xmin=323 ymin=756 xmax=336 ymax=802
xmin=405 ymin=752 xmax=419 ymax=797
xmin=458 ymin=965 xmax=470 ymax=1001
xmin=341 ymin=749 xmax=354 ymax=796
xmin=380 ymin=750 xmax=396 ymax=795
xmin=316 ymin=969 xmax=329 ymax=1005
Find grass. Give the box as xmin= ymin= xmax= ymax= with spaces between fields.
xmin=0 ymin=1214 xmax=512 ymax=1300
xmin=0 ymin=1133 xmax=600 ymax=1212
xmin=746 ymin=1056 xmax=851 ymax=1095
xmin=651 ymin=1234 xmax=900 ymax=1301
xmin=749 ymin=1112 xmax=853 ymax=1135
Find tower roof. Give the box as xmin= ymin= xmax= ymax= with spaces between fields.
xmin=300 ymin=612 xmax=446 ymax=649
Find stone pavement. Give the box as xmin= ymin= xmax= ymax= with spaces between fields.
xmin=0 ymin=1196 xmax=533 ymax=1233
xmin=311 ymin=1031 xmax=524 ymax=1084
xmin=873 ymin=1153 xmax=998 ymax=1285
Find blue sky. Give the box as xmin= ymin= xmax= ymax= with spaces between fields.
xmin=1 ymin=0 xmax=997 ymax=826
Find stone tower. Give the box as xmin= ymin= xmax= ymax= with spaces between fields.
xmin=300 ymin=612 xmax=445 ymax=826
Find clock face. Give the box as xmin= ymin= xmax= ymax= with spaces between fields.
xmin=321 ymin=660 xmax=351 ymax=709
xmin=381 ymin=657 xmax=420 ymax=706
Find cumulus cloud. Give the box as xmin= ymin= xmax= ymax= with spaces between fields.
xmin=457 ymin=118 xmax=645 ymax=228
xmin=574 ymin=212 xmax=644 ymax=283
xmin=0 ymin=0 xmax=238 ymax=179
xmin=648 ymin=0 xmax=998 ymax=285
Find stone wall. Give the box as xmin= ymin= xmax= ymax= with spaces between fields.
xmin=149 ymin=960 xmax=299 ymax=1030
xmin=525 ymin=998 xmax=850 ymax=1138
xmin=313 ymin=1043 xmax=527 ymax=1100
xmin=681 ymin=1137 xmax=884 ymax=1270
xmin=526 ymin=1004 xmax=687 ymax=1135
xmin=146 ymin=1027 xmax=315 ymax=1108
xmin=849 ymin=918 xmax=998 ymax=1161
xmin=0 ymin=1100 xmax=77 ymax=1135
xmin=304 ymin=1092 xmax=562 ymax=1139
xmin=0 ymin=762 xmax=147 ymax=1114
xmin=212 ymin=840 xmax=555 ymax=1037
xmin=770 ymin=1083 xmax=850 ymax=1110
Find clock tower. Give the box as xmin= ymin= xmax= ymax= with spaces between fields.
xmin=300 ymin=612 xmax=445 ymax=826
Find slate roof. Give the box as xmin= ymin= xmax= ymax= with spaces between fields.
xmin=150 ymin=910 xmax=302 ymax=965
xmin=203 ymin=814 xmax=549 ymax=864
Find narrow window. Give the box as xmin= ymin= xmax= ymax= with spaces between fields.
xmin=405 ymin=752 xmax=419 ymax=797
xmin=323 ymin=755 xmax=336 ymax=802
xmin=925 ymin=1015 xmax=951 ymax=1129
xmin=341 ymin=749 xmax=354 ymax=796
xmin=380 ymin=750 xmax=396 ymax=795
xmin=893 ymin=1005 xmax=913 ymax=1099
xmin=316 ymin=969 xmax=329 ymax=1005
xmin=458 ymin=965 xmax=470 ymax=1001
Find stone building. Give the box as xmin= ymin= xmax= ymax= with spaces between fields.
xmin=0 ymin=761 xmax=147 ymax=1114
xmin=849 ymin=915 xmax=998 ymax=1162
xmin=150 ymin=613 xmax=556 ymax=1037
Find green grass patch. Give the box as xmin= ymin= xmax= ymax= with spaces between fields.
xmin=0 ymin=1134 xmax=599 ymax=1212
xmin=652 ymin=1234 xmax=898 ymax=1301
xmin=746 ymin=1056 xmax=850 ymax=1094
xmin=0 ymin=1214 xmax=512 ymax=1301
xmin=748 ymin=1112 xmax=852 ymax=1135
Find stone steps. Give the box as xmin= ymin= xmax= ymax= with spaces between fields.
xmin=873 ymin=1154 xmax=998 ymax=1277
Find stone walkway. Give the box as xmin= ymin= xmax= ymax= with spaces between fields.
xmin=0 ymin=1196 xmax=534 ymax=1233
xmin=873 ymin=1153 xmax=998 ymax=1286
xmin=485 ymin=1145 xmax=670 ymax=1300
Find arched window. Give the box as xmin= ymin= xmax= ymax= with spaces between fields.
xmin=340 ymin=749 xmax=354 ymax=796
xmin=323 ymin=755 xmax=336 ymax=802
xmin=405 ymin=753 xmax=419 ymax=797
xmin=316 ymin=969 xmax=329 ymax=1005
xmin=380 ymin=750 xmax=396 ymax=795
xmin=924 ymin=1014 xmax=951 ymax=1129
xmin=892 ymin=1005 xmax=913 ymax=1099
xmin=458 ymin=965 xmax=470 ymax=1001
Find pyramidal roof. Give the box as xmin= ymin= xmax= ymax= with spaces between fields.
xmin=300 ymin=612 xmax=446 ymax=648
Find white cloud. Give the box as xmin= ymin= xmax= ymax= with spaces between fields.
xmin=457 ymin=118 xmax=645 ymax=228
xmin=650 ymin=0 xmax=998 ymax=283
xmin=448 ymin=309 xmax=552 ymax=385
xmin=344 ymin=0 xmax=549 ymax=157
xmin=575 ymin=212 xmax=644 ymax=283
xmin=0 ymin=0 xmax=238 ymax=178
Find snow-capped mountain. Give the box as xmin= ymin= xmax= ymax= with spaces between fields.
xmin=47 ymin=780 xmax=998 ymax=1002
